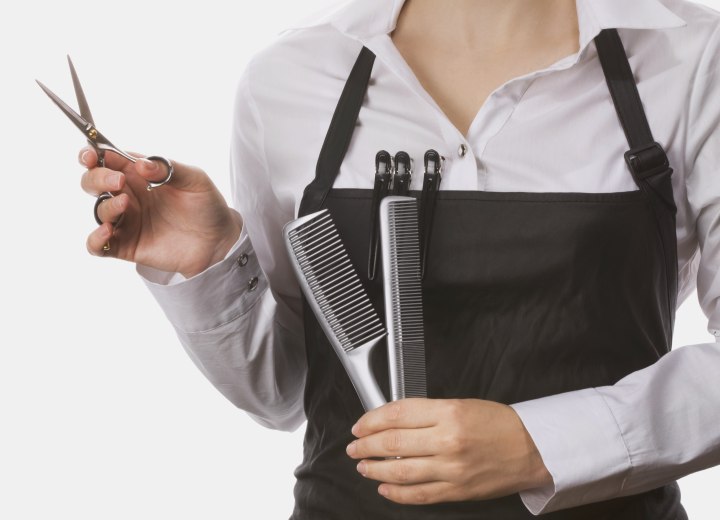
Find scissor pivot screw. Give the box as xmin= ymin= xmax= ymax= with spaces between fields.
xmin=88 ymin=128 xmax=97 ymax=139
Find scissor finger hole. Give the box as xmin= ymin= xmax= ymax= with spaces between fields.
xmin=145 ymin=156 xmax=174 ymax=190
xmin=93 ymin=192 xmax=127 ymax=226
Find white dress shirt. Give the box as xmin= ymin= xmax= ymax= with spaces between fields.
xmin=137 ymin=0 xmax=720 ymax=514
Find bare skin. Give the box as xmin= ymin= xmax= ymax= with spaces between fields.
xmin=348 ymin=399 xmax=553 ymax=504
xmin=390 ymin=0 xmax=579 ymax=138
xmin=79 ymin=0 xmax=577 ymax=506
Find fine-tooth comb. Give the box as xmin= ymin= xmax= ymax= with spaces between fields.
xmin=283 ymin=209 xmax=388 ymax=411
xmin=379 ymin=196 xmax=428 ymax=400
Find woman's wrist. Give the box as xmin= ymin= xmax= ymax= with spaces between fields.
xmin=181 ymin=209 xmax=244 ymax=278
xmin=512 ymin=407 xmax=554 ymax=491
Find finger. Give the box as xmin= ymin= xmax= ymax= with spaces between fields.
xmin=378 ymin=481 xmax=459 ymax=505
xmin=78 ymin=146 xmax=96 ymax=167
xmin=78 ymin=146 xmax=138 ymax=172
xmin=95 ymin=193 xmax=129 ymax=224
xmin=86 ymin=223 xmax=114 ymax=257
xmin=135 ymin=156 xmax=204 ymax=191
xmin=80 ymin=167 xmax=125 ymax=196
xmin=352 ymin=399 xmax=442 ymax=437
xmin=80 ymin=147 xmax=207 ymax=192
xmin=347 ymin=427 xmax=437 ymax=459
xmin=357 ymin=456 xmax=444 ymax=485
xmin=135 ymin=157 xmax=172 ymax=185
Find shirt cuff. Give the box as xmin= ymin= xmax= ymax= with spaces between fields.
xmin=136 ymin=227 xmax=267 ymax=333
xmin=138 ymin=226 xmax=249 ymax=286
xmin=510 ymin=388 xmax=631 ymax=515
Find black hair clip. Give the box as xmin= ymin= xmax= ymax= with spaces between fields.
xmin=368 ymin=150 xmax=393 ymax=280
xmin=419 ymin=149 xmax=443 ymax=279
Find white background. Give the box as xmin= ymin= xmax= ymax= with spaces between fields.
xmin=1 ymin=0 xmax=718 ymax=518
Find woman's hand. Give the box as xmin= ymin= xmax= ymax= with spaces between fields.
xmin=346 ymin=398 xmax=553 ymax=505
xmin=79 ymin=147 xmax=242 ymax=278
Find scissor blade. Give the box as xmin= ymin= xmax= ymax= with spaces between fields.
xmin=36 ymin=79 xmax=90 ymax=136
xmin=67 ymin=55 xmax=95 ymax=126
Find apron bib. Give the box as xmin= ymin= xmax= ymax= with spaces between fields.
xmin=290 ymin=28 xmax=684 ymax=519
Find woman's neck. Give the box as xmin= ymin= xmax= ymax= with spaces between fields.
xmin=392 ymin=0 xmax=579 ymax=53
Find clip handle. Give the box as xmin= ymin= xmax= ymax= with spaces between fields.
xmin=419 ymin=149 xmax=443 ymax=279
xmin=368 ymin=150 xmax=392 ymax=280
xmin=392 ymin=151 xmax=412 ymax=196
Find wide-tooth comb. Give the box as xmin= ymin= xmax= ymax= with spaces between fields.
xmin=284 ymin=209 xmax=387 ymax=411
xmin=380 ymin=196 xmax=428 ymax=400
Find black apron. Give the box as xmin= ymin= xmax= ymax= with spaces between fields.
xmin=290 ymin=28 xmax=685 ymax=519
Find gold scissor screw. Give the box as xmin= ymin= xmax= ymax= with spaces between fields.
xmin=88 ymin=128 xmax=97 ymax=139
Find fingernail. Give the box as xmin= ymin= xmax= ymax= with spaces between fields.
xmin=81 ymin=150 xmax=90 ymax=165
xmin=107 ymin=172 xmax=121 ymax=189
xmin=356 ymin=461 xmax=366 ymax=476
xmin=346 ymin=442 xmax=356 ymax=456
xmin=378 ymin=485 xmax=388 ymax=497
xmin=143 ymin=159 xmax=158 ymax=171
xmin=351 ymin=422 xmax=359 ymax=436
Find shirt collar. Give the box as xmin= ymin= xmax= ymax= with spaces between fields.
xmin=279 ymin=0 xmax=687 ymax=49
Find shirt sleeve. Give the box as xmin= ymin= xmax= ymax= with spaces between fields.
xmin=509 ymin=28 xmax=720 ymax=515
xmin=135 ymin=60 xmax=307 ymax=433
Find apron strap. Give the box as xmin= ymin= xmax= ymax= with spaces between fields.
xmin=594 ymin=29 xmax=673 ymax=195
xmin=595 ymin=28 xmax=678 ymax=333
xmin=299 ymin=45 xmax=376 ymax=217
xmin=300 ymin=30 xmax=674 ymax=211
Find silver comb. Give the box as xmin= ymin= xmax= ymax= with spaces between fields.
xmin=380 ymin=196 xmax=428 ymax=400
xmin=283 ymin=209 xmax=388 ymax=411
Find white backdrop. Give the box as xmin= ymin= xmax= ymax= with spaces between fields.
xmin=1 ymin=0 xmax=718 ymax=518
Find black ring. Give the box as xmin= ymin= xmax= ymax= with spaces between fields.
xmin=94 ymin=192 xmax=114 ymax=225
xmin=145 ymin=156 xmax=174 ymax=190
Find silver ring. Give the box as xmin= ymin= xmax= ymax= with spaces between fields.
xmin=145 ymin=156 xmax=174 ymax=190
xmin=94 ymin=192 xmax=113 ymax=226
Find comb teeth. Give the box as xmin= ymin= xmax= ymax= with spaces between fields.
xmin=383 ymin=198 xmax=427 ymax=399
xmin=287 ymin=211 xmax=385 ymax=352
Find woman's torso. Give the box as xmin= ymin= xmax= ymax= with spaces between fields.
xmin=229 ymin=0 xmax=719 ymax=516
xmin=235 ymin=1 xmax=715 ymax=313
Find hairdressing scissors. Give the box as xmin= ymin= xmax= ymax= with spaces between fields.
xmin=37 ymin=56 xmax=174 ymax=249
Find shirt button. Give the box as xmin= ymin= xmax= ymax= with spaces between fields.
xmin=457 ymin=143 xmax=468 ymax=158
xmin=237 ymin=253 xmax=249 ymax=267
xmin=247 ymin=276 xmax=259 ymax=292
